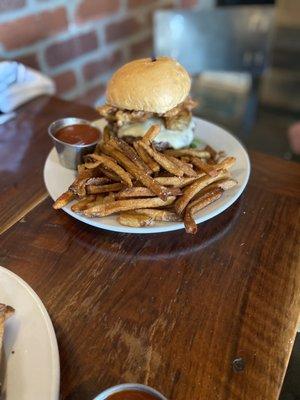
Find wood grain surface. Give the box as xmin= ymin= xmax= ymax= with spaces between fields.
xmin=0 ymin=98 xmax=299 ymax=400
xmin=0 ymin=96 xmax=98 ymax=233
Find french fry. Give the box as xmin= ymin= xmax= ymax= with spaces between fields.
xmin=164 ymin=148 xmax=211 ymax=159
xmin=53 ymin=190 xmax=74 ymax=209
xmin=53 ymin=122 xmax=238 ymax=233
xmin=104 ymin=192 xmax=116 ymax=203
xmin=116 ymin=186 xmax=181 ymax=199
xmin=84 ymin=196 xmax=106 ymax=209
xmin=192 ymin=157 xmax=235 ymax=175
xmin=69 ymin=169 xmax=96 ymax=196
xmin=184 ymin=188 xmax=223 ymax=234
xmin=133 ymin=141 xmax=160 ymax=173
xmin=82 ymin=193 xmax=116 ymax=210
xmin=195 ymin=178 xmax=237 ymax=197
xmin=214 ymin=151 xmax=226 ymax=163
xmin=216 ymin=178 xmax=237 ymax=190
xmin=102 ymin=126 xmax=111 ymax=143
xmin=118 ymin=212 xmax=154 ymax=227
xmin=139 ymin=141 xmax=183 ymax=177
xmin=142 ymin=124 xmax=160 ymax=144
xmin=180 ymin=156 xmax=190 ymax=163
xmin=135 ymin=208 xmax=181 ymax=222
xmin=99 ymin=166 xmax=122 ymax=181
xmin=116 ymin=187 xmax=156 ymax=198
xmin=71 ymin=195 xmax=96 ymax=212
xmin=84 ymin=161 xmax=102 ymax=169
xmin=166 ymin=154 xmax=197 ymax=177
xmin=204 ymin=145 xmax=217 ymax=160
xmin=175 ymin=169 xmax=229 ymax=215
xmin=109 ymin=136 xmax=151 ymax=174
xmin=86 ymin=177 xmax=110 ymax=186
xmin=190 ymin=157 xmax=218 ymax=176
xmin=72 ymin=179 xmax=89 ymax=197
xmin=183 ymin=210 xmax=197 ymax=234
xmin=88 ymin=154 xmax=132 ymax=187
xmin=83 ymin=196 xmax=176 ymax=217
xmin=101 ymin=143 xmax=169 ymax=201
xmin=188 ymin=187 xmax=223 ymax=215
xmin=154 ymin=176 xmax=201 ymax=187
xmin=86 ymin=183 xmax=124 ymax=194
xmin=215 ymin=157 xmax=236 ymax=170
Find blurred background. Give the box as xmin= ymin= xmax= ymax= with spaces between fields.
xmin=1 ymin=0 xmax=299 ymax=162
xmin=0 ymin=0 xmax=299 ymax=398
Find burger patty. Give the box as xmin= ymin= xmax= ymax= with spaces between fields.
xmin=97 ymin=97 xmax=197 ymax=132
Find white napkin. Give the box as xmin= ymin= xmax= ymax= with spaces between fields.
xmin=0 ymin=61 xmax=56 ymax=113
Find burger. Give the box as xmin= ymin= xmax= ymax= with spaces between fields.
xmin=97 ymin=57 xmax=197 ymax=151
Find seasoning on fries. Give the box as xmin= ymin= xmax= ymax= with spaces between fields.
xmin=118 ymin=212 xmax=154 ymax=227
xmin=53 ymin=126 xmax=237 ymax=233
xmin=183 ymin=187 xmax=223 ymax=234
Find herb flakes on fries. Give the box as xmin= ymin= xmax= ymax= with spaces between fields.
xmin=53 ymin=126 xmax=237 ymax=234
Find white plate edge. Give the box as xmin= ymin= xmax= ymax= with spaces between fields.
xmin=43 ymin=117 xmax=251 ymax=234
xmin=0 ymin=266 xmax=60 ymax=400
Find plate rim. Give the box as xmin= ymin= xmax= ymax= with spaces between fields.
xmin=44 ymin=116 xmax=251 ymax=234
xmin=0 ymin=265 xmax=60 ymax=400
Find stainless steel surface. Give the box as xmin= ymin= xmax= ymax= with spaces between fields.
xmin=48 ymin=117 xmax=99 ymax=170
xmin=94 ymin=383 xmax=167 ymax=400
xmin=154 ymin=7 xmax=274 ymax=74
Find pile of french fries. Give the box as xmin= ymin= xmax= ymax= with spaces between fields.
xmin=53 ymin=125 xmax=237 ymax=233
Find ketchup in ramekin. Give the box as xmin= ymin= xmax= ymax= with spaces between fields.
xmin=48 ymin=117 xmax=101 ymax=170
xmin=54 ymin=124 xmax=100 ymax=145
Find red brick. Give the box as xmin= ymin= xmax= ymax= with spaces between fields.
xmin=128 ymin=0 xmax=157 ymax=8
xmin=52 ymin=70 xmax=77 ymax=95
xmin=130 ymin=36 xmax=153 ymax=59
xmin=16 ymin=53 xmax=40 ymax=70
xmin=78 ymin=84 xmax=106 ymax=106
xmin=83 ymin=50 xmax=123 ymax=81
xmin=0 ymin=8 xmax=67 ymax=51
xmin=45 ymin=31 xmax=98 ymax=68
xmin=0 ymin=0 xmax=25 ymax=13
xmin=106 ymin=17 xmax=143 ymax=43
xmin=180 ymin=0 xmax=198 ymax=7
xmin=76 ymin=0 xmax=120 ymax=22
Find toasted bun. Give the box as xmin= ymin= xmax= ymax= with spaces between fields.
xmin=106 ymin=57 xmax=191 ymax=113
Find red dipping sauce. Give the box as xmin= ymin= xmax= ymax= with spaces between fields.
xmin=106 ymin=391 xmax=159 ymax=400
xmin=55 ymin=124 xmax=99 ymax=145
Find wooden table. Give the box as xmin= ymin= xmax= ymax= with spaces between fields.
xmin=0 ymin=96 xmax=299 ymax=400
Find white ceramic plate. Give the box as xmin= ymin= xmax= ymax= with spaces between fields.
xmin=0 ymin=266 xmax=60 ymax=400
xmin=44 ymin=117 xmax=250 ymax=234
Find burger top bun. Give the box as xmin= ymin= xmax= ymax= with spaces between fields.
xmin=106 ymin=57 xmax=191 ymax=114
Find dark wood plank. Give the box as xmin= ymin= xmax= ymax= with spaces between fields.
xmin=0 ymin=96 xmax=98 ymax=233
xmin=0 ymin=152 xmax=299 ymax=400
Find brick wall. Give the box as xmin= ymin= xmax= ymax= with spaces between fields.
xmin=0 ymin=0 xmax=202 ymax=106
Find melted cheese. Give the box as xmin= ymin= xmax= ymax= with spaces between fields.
xmin=118 ymin=118 xmax=194 ymax=149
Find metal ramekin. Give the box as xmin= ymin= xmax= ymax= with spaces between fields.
xmin=48 ymin=117 xmax=100 ymax=170
xmin=93 ymin=383 xmax=167 ymax=400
